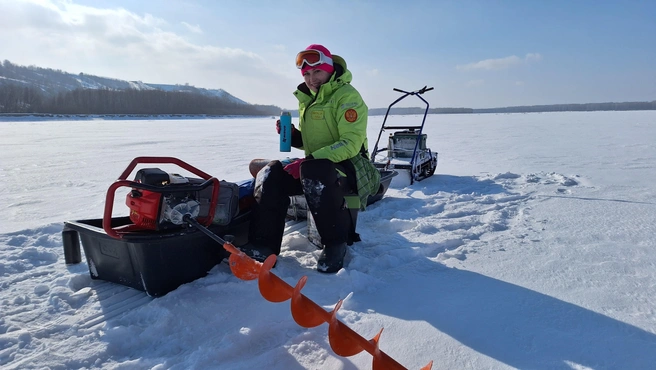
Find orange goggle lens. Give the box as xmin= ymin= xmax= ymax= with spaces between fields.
xmin=295 ymin=50 xmax=332 ymax=69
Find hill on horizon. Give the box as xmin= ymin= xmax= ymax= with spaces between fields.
xmin=0 ymin=59 xmax=282 ymax=116
xmin=0 ymin=59 xmax=248 ymax=104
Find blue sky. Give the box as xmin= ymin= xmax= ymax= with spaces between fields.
xmin=1 ymin=0 xmax=654 ymax=109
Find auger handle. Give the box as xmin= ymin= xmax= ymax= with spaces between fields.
xmin=116 ymin=156 xmax=214 ymax=180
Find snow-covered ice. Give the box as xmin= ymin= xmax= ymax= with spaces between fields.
xmin=1 ymin=111 xmax=655 ymax=369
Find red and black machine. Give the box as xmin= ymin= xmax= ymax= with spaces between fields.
xmin=63 ymin=157 xmax=249 ymax=297
xmin=103 ymin=157 xmax=221 ymax=238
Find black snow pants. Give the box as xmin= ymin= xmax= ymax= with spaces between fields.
xmin=248 ymin=158 xmax=357 ymax=254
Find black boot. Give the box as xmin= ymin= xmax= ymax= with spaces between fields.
xmin=317 ymin=242 xmax=347 ymax=273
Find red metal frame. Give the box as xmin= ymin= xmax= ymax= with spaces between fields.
xmin=103 ymin=157 xmax=220 ymax=239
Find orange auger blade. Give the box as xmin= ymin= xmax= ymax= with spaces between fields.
xmin=222 ymin=242 xmax=432 ymax=370
xmin=420 ymin=361 xmax=434 ymax=370
xmin=328 ymin=300 xmax=366 ymax=357
xmin=371 ymin=328 xmax=384 ymax=346
xmin=224 ymin=243 xmax=261 ymax=280
xmin=258 ymin=255 xmax=293 ymax=303
xmin=291 ymin=276 xmax=325 ymax=328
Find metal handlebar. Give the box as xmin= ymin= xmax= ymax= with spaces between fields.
xmin=392 ymin=86 xmax=434 ymax=95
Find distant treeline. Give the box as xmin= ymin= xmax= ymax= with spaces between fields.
xmin=0 ymin=84 xmax=280 ymax=116
xmin=370 ymin=101 xmax=656 ymax=116
xmin=473 ymin=101 xmax=656 ymax=113
xmin=368 ymin=107 xmax=474 ymax=115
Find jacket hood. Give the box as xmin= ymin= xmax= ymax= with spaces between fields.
xmin=331 ymin=55 xmax=350 ymax=84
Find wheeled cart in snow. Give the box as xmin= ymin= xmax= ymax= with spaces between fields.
xmin=371 ymin=86 xmax=438 ymax=184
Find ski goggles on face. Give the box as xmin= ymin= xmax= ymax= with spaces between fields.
xmin=295 ymin=49 xmax=333 ymax=69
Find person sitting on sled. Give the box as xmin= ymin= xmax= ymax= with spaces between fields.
xmin=240 ymin=44 xmax=380 ymax=273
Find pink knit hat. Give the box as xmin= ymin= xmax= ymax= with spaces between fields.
xmin=299 ymin=44 xmax=335 ymax=76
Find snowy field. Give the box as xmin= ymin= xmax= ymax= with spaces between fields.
xmin=1 ymin=111 xmax=655 ymax=369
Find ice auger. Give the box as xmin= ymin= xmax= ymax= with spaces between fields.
xmin=183 ymin=215 xmax=433 ymax=370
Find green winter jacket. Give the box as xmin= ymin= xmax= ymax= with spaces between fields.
xmin=293 ymin=55 xmax=380 ymax=210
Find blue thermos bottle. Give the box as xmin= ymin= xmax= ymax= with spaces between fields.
xmin=279 ymin=111 xmax=292 ymax=152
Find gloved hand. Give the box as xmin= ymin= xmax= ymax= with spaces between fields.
xmin=276 ymin=119 xmax=295 ymax=134
xmin=283 ymin=158 xmax=305 ymax=179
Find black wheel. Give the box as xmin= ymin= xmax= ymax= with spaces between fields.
xmin=424 ymin=164 xmax=436 ymax=178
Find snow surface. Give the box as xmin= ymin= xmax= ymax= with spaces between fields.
xmin=1 ymin=111 xmax=655 ymax=369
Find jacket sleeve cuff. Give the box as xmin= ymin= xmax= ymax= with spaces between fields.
xmin=291 ymin=127 xmax=303 ymax=148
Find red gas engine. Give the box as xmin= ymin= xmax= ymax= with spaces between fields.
xmin=126 ymin=168 xmax=216 ymax=230
xmin=103 ymin=157 xmax=220 ymax=238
